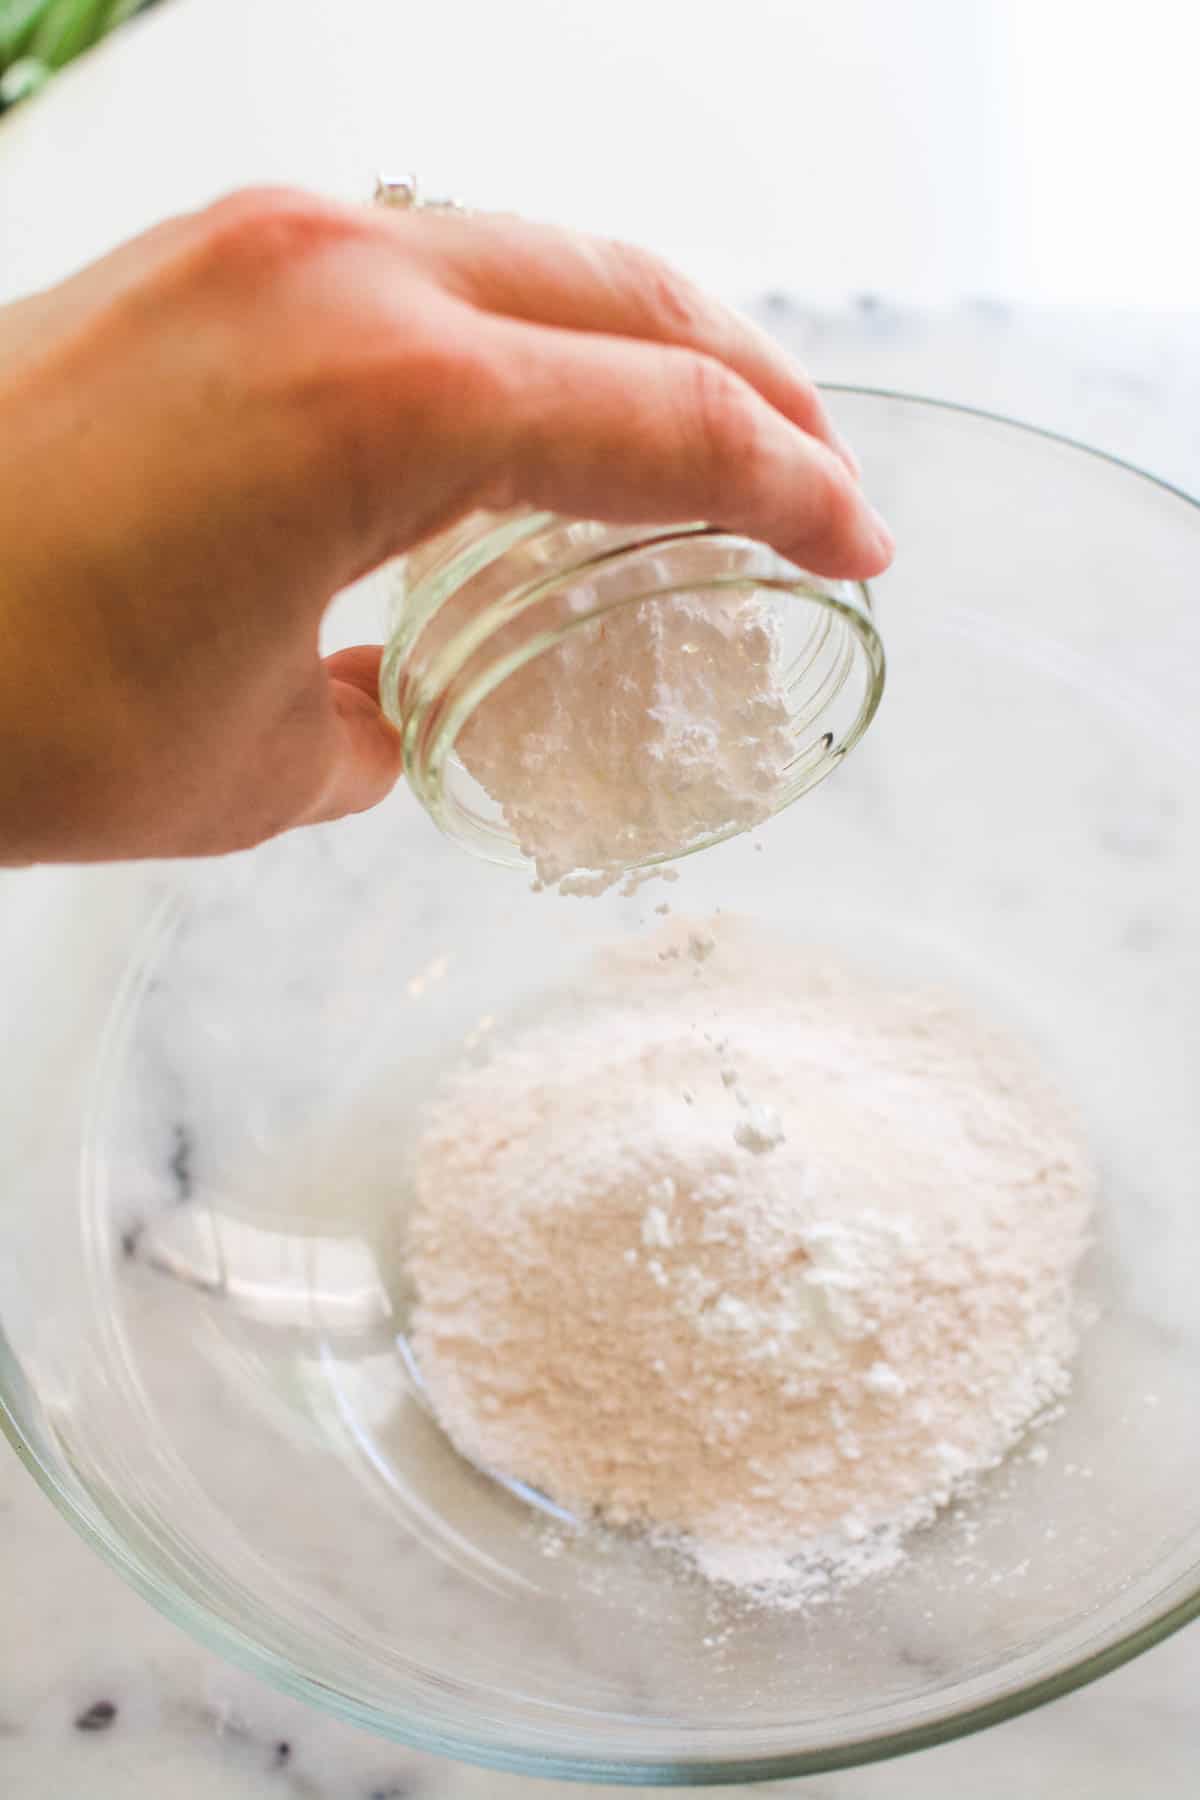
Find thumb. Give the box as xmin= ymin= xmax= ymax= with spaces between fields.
xmin=304 ymin=645 xmax=404 ymax=825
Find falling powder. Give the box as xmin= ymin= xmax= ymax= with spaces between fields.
xmin=407 ymin=918 xmax=1094 ymax=1602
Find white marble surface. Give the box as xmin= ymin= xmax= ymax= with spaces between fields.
xmin=4 ymin=3 xmax=1200 ymax=1796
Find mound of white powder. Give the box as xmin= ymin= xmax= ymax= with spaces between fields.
xmin=407 ymin=919 xmax=1093 ymax=1601
xmin=454 ymin=591 xmax=794 ymax=894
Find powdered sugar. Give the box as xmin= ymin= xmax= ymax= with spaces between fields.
xmin=454 ymin=591 xmax=793 ymax=894
xmin=406 ymin=918 xmax=1094 ymax=1604
xmin=731 ymin=1101 xmax=786 ymax=1154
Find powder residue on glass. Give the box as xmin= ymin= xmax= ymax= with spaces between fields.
xmin=405 ymin=918 xmax=1094 ymax=1605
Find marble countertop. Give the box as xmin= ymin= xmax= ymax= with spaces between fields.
xmin=4 ymin=4 xmax=1200 ymax=1796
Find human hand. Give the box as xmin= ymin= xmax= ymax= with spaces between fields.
xmin=0 ymin=186 xmax=893 ymax=863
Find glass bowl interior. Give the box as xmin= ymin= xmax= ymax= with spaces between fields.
xmin=4 ymin=390 xmax=1200 ymax=1785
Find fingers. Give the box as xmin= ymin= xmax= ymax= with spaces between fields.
xmin=303 ymin=646 xmax=404 ymax=825
xmin=478 ymin=316 xmax=893 ymax=581
xmin=385 ymin=210 xmax=859 ymax=476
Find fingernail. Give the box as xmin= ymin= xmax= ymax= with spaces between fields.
xmin=867 ymin=503 xmax=895 ymax=563
xmin=834 ymin=432 xmax=862 ymax=480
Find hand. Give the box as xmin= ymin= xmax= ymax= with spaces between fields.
xmin=0 ymin=186 xmax=893 ymax=863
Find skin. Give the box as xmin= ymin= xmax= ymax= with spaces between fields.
xmin=0 ymin=186 xmax=894 ymax=865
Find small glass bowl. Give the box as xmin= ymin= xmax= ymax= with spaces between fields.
xmin=378 ymin=510 xmax=884 ymax=875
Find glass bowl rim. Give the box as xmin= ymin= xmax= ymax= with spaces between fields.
xmin=3 ymin=384 xmax=1200 ymax=1786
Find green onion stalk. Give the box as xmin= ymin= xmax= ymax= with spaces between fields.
xmin=0 ymin=0 xmax=159 ymax=111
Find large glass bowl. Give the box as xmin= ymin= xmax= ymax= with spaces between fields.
xmin=4 ymin=390 xmax=1200 ymax=1786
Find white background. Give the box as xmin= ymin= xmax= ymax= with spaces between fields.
xmin=2 ymin=0 xmax=1198 ymax=306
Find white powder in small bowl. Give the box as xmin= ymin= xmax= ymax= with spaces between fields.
xmin=406 ymin=919 xmax=1094 ymax=1604
xmin=454 ymin=590 xmax=794 ymax=894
